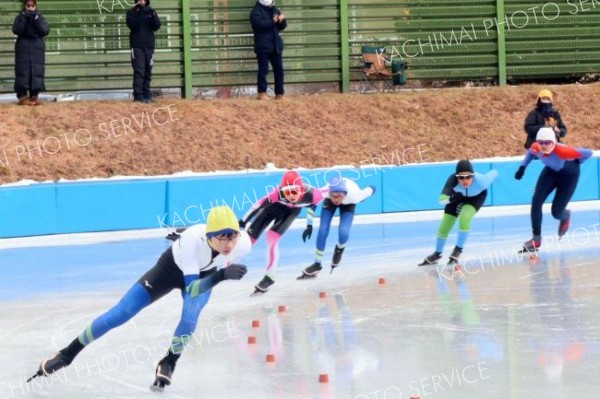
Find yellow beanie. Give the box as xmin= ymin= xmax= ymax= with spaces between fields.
xmin=538 ymin=89 xmax=553 ymax=101
xmin=206 ymin=206 xmax=239 ymax=237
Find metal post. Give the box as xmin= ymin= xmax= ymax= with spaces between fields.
xmin=181 ymin=0 xmax=193 ymax=98
xmin=496 ymin=0 xmax=507 ymax=85
xmin=339 ymin=0 xmax=350 ymax=92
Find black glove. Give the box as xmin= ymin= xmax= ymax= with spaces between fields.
xmin=302 ymin=225 xmax=313 ymax=242
xmin=223 ymin=264 xmax=247 ymax=280
xmin=238 ymin=219 xmax=246 ymax=229
xmin=165 ymin=232 xmax=180 ymax=241
xmin=449 ymin=191 xmax=464 ymax=203
xmin=515 ymin=166 xmax=525 ymax=180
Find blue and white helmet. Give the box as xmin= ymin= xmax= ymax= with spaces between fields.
xmin=328 ymin=176 xmax=347 ymax=195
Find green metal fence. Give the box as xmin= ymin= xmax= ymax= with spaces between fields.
xmin=353 ymin=1 xmax=499 ymax=81
xmin=504 ymin=1 xmax=600 ymax=80
xmin=0 ymin=0 xmax=184 ymax=93
xmin=0 ymin=0 xmax=599 ymax=96
xmin=188 ymin=0 xmax=342 ymax=92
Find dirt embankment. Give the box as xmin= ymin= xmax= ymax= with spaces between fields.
xmin=0 ymin=84 xmax=599 ymax=184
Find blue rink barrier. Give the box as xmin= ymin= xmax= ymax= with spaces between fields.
xmin=162 ymin=168 xmax=382 ymax=227
xmin=0 ymin=184 xmax=56 ymax=237
xmin=0 ymin=158 xmax=598 ymax=238
xmin=490 ymin=159 xmax=599 ymax=205
xmin=382 ymin=162 xmax=493 ymax=212
xmin=55 ymin=180 xmax=167 ymax=234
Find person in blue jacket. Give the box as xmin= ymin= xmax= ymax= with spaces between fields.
xmin=515 ymin=127 xmax=593 ymax=252
xmin=250 ymin=0 xmax=287 ymax=100
xmin=420 ymin=160 xmax=498 ymax=268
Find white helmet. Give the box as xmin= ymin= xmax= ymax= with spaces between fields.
xmin=536 ymin=127 xmax=557 ymax=154
xmin=536 ymin=127 xmax=556 ymax=143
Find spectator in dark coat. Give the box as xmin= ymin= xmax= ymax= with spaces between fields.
xmin=12 ymin=0 xmax=50 ymax=106
xmin=250 ymin=0 xmax=287 ymax=100
xmin=126 ymin=0 xmax=161 ymax=103
xmin=523 ymin=89 xmax=567 ymax=149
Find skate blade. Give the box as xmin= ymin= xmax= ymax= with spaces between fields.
xmin=518 ymin=248 xmax=539 ymax=255
xmin=250 ymin=289 xmax=267 ymax=296
xmin=26 ymin=372 xmax=40 ymax=383
xmin=150 ymin=383 xmax=165 ymax=393
xmin=297 ymin=273 xmax=317 ymax=280
xmin=518 ymin=251 xmax=539 ymax=260
xmin=418 ymin=262 xmax=437 ymax=267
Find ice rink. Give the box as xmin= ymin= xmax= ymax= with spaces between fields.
xmin=1 ymin=204 xmax=600 ymax=399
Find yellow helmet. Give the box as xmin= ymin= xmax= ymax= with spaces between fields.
xmin=206 ymin=206 xmax=239 ymax=237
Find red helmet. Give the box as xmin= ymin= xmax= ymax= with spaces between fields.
xmin=280 ymin=171 xmax=303 ymax=195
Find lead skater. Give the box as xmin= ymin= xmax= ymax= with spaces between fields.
xmin=515 ymin=127 xmax=593 ymax=252
xmin=28 ymin=206 xmax=251 ymax=391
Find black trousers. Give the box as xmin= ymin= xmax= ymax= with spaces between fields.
xmin=444 ymin=190 xmax=487 ymax=217
xmin=16 ymin=89 xmax=40 ymax=98
xmin=247 ymin=203 xmax=300 ymax=239
xmin=531 ymin=161 xmax=580 ymax=236
xmin=137 ymin=247 xmax=217 ymax=302
xmin=131 ymin=47 xmax=154 ymax=100
xmin=256 ymin=51 xmax=284 ymax=95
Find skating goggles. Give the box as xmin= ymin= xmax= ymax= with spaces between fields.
xmin=213 ymin=232 xmax=240 ymax=242
xmin=456 ymin=174 xmax=474 ymax=180
xmin=282 ymin=187 xmax=301 ymax=196
xmin=537 ymin=140 xmax=554 ymax=146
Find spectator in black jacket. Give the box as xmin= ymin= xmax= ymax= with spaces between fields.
xmin=12 ymin=0 xmax=50 ymax=106
xmin=126 ymin=0 xmax=161 ymax=103
xmin=250 ymin=0 xmax=287 ymax=100
xmin=523 ymin=89 xmax=567 ymax=149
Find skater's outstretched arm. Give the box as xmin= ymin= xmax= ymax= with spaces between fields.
xmin=475 ymin=170 xmax=498 ymax=190
xmin=342 ymin=179 xmax=375 ymax=204
xmin=302 ymin=205 xmax=316 ymax=242
xmin=184 ymin=264 xmax=247 ymax=297
xmin=301 ymin=187 xmax=327 ymax=241
xmin=439 ymin=174 xmax=459 ymax=204
xmin=240 ymin=188 xmax=278 ymax=225
xmin=520 ymin=150 xmax=535 ymax=168
xmin=552 ymin=144 xmax=593 ymax=162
